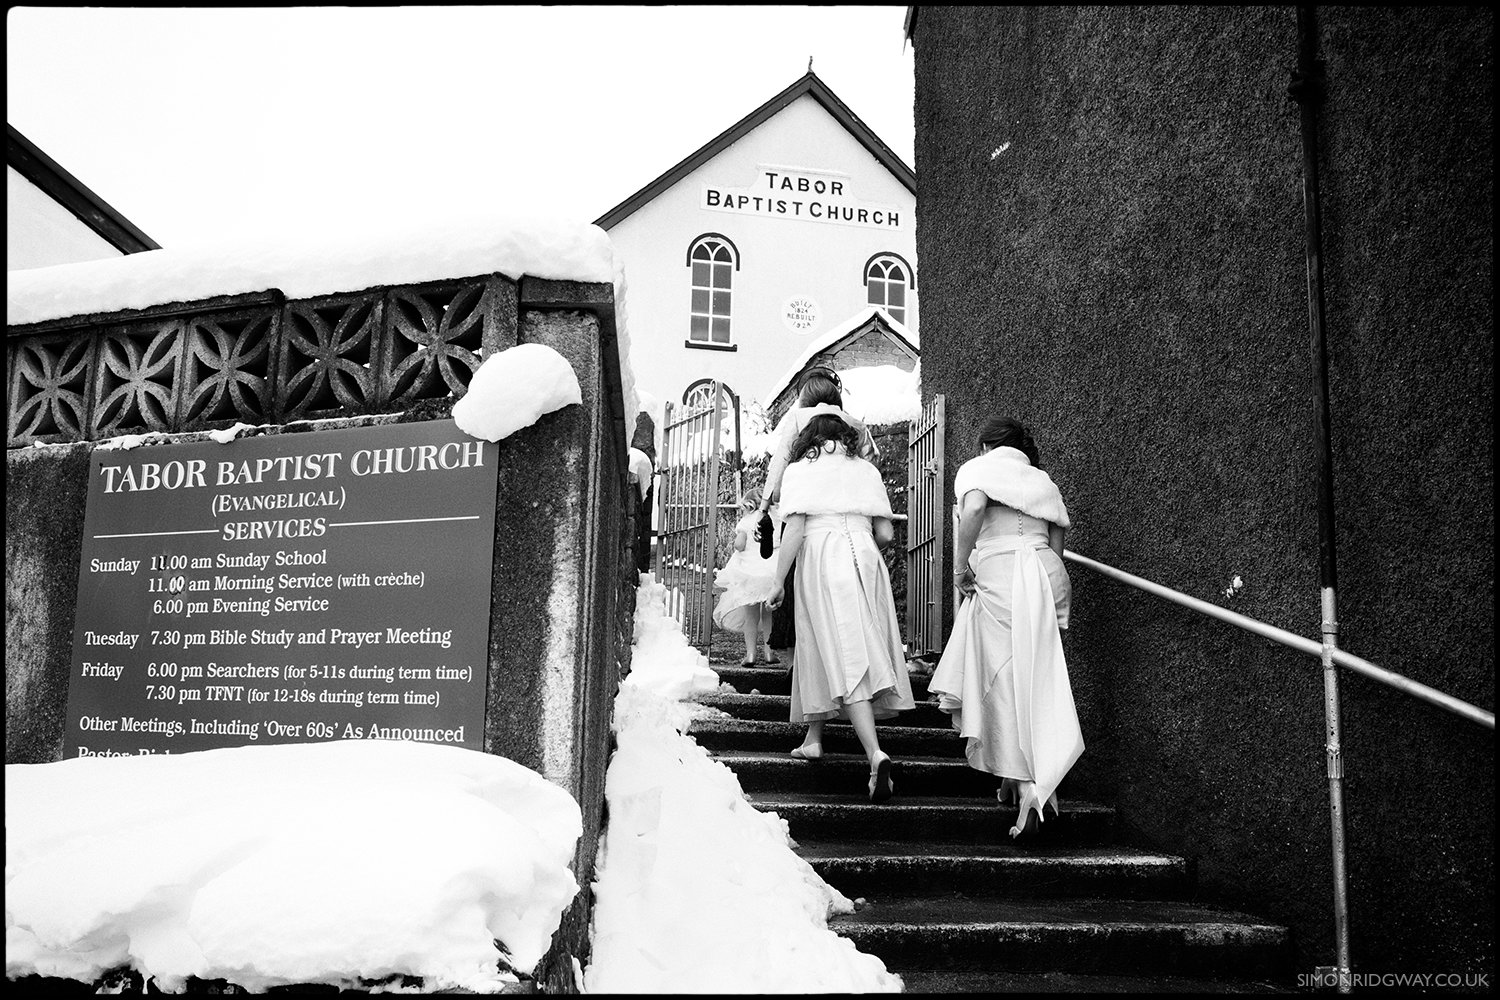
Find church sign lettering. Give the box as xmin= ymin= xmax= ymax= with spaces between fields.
xmin=703 ymin=168 xmax=903 ymax=230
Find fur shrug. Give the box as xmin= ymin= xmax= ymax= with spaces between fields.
xmin=952 ymin=447 xmax=1070 ymax=528
xmin=778 ymin=446 xmax=894 ymax=519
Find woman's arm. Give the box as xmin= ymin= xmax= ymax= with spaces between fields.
xmin=759 ymin=413 xmax=801 ymax=512
xmin=733 ymin=528 xmax=748 ymax=552
xmin=953 ymin=489 xmax=989 ymax=594
xmin=872 ymin=515 xmax=894 ymax=549
xmin=766 ymin=513 xmax=806 ymax=610
xmin=1048 ymin=522 xmax=1066 ymax=560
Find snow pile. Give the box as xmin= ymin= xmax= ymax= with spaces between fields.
xmin=583 ymin=574 xmax=902 ymax=993
xmin=5 ymin=741 xmax=582 ymax=993
xmin=839 ymin=362 xmax=922 ymax=425
xmin=619 ymin=573 xmax=721 ymax=702
xmin=6 ymin=212 xmax=638 ymax=445
xmin=627 ymin=447 xmax=654 ymax=500
xmin=453 ymin=343 xmax=582 ymax=442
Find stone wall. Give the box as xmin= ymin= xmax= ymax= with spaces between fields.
xmin=912 ymin=5 xmax=1492 ymax=979
xmin=5 ymin=276 xmax=636 ymax=991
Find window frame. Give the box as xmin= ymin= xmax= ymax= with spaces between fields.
xmin=863 ymin=251 xmax=916 ymax=326
xmin=686 ymin=234 xmax=740 ymax=352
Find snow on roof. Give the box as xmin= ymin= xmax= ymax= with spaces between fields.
xmin=839 ymin=362 xmax=922 ymax=425
xmin=5 ymin=212 xmax=640 ymax=441
xmin=759 ymin=306 xmax=919 ymax=407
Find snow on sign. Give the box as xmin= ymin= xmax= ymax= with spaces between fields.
xmin=63 ymin=420 xmax=500 ymax=758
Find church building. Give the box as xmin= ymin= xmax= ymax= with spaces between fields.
xmin=596 ymin=70 xmax=917 ymax=417
xmin=7 ymin=124 xmax=158 ymax=270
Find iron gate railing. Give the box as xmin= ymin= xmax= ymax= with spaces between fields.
xmin=905 ymin=394 xmax=945 ymax=658
xmin=654 ymin=381 xmax=736 ymax=647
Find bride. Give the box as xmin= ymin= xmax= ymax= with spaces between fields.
xmin=929 ymin=416 xmax=1083 ymax=840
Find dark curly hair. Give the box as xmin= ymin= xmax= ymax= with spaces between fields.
xmin=977 ymin=416 xmax=1042 ymax=468
xmin=791 ymin=413 xmax=860 ymax=462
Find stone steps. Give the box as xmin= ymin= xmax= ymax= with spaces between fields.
xmin=712 ymin=748 xmax=1002 ymax=796
xmin=697 ymin=647 xmax=1294 ymax=990
xmin=830 ymin=894 xmax=1291 ymax=979
xmin=690 ymin=716 xmax=964 ymax=758
xmin=795 ymin=837 xmax=1192 ymax=900
xmin=697 ymin=690 xmax=955 ymax=727
xmin=746 ymin=791 xmax=1117 ymax=845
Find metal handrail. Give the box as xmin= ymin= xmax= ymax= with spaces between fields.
xmin=1062 ymin=549 xmax=1495 ymax=730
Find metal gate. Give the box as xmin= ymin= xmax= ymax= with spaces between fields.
xmin=655 ymin=381 xmax=738 ymax=647
xmin=906 ymin=394 xmax=946 ymax=658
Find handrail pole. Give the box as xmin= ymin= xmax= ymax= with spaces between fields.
xmin=1061 ymin=550 xmax=1495 ymax=729
xmin=1290 ymin=5 xmax=1353 ymax=985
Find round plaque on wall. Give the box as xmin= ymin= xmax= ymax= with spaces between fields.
xmin=782 ymin=296 xmax=821 ymax=332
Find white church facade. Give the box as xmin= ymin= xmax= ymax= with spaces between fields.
xmin=596 ymin=71 xmax=917 ymax=418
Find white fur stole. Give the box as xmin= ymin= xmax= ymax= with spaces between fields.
xmin=778 ymin=448 xmax=893 ymax=519
xmin=952 ymin=447 xmax=1070 ymax=527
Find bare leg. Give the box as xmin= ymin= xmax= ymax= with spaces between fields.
xmin=791 ymin=719 xmax=825 ymax=759
xmin=847 ymin=700 xmax=895 ymax=802
xmin=740 ymin=621 xmax=757 ymax=664
xmin=844 ymin=700 xmax=882 ymax=763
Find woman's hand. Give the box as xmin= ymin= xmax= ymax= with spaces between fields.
xmin=955 ymin=567 xmax=976 ymax=598
xmin=767 ymin=581 xmax=785 ymax=611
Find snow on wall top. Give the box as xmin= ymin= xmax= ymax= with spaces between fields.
xmin=6 ymin=213 xmax=639 ymax=436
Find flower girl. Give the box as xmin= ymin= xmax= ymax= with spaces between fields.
xmin=713 ymin=487 xmax=781 ymax=666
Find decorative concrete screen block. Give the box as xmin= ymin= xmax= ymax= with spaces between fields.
xmin=179 ymin=307 xmax=280 ymax=430
xmin=7 ymin=277 xmax=522 ymax=447
xmin=281 ymin=293 xmax=384 ymax=420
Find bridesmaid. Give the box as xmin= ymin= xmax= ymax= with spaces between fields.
xmin=929 ymin=416 xmax=1082 ymax=840
xmin=767 ymin=414 xmax=913 ymax=802
xmin=756 ymin=367 xmax=879 ymax=659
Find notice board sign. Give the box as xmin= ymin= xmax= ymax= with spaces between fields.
xmin=62 ymin=420 xmax=500 ymax=758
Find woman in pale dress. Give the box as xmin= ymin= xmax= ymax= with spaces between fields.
xmin=929 ymin=417 xmax=1082 ymax=840
xmin=767 ymin=414 xmax=914 ymax=802
xmin=755 ymin=368 xmax=879 ymax=659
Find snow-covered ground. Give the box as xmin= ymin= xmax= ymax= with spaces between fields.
xmin=582 ymin=574 xmax=903 ymax=993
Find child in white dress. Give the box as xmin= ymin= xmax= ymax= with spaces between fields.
xmin=713 ymin=488 xmax=781 ymax=666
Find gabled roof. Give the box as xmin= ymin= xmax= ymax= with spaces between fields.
xmin=594 ymin=70 xmax=915 ymax=231
xmin=762 ymin=305 xmax=919 ymax=406
xmin=7 ymin=124 xmax=159 ymax=254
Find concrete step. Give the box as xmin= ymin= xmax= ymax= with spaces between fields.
xmin=830 ymin=894 xmax=1293 ymax=979
xmin=748 ymin=792 xmax=1116 ymax=846
xmin=712 ymin=749 xmax=1001 ymax=797
xmin=690 ymin=717 xmax=963 ymax=758
xmin=710 ymin=664 xmax=934 ymax=700
xmin=696 ymin=690 xmax=956 ymax=728
xmin=796 ymin=837 xmax=1191 ymax=900
xmin=893 ymin=969 xmax=1296 ymax=993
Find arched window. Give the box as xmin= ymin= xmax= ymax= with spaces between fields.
xmin=682 ymin=379 xmax=737 ymax=412
xmin=682 ymin=379 xmax=717 ymax=410
xmin=864 ymin=253 xmax=914 ymax=325
xmin=687 ymin=235 xmax=738 ymax=348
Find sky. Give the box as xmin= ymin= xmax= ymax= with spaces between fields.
xmin=5 ymin=5 xmax=915 ymax=248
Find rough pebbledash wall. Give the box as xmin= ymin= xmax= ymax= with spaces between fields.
xmin=5 ymin=277 xmax=636 ymax=993
xmin=912 ymin=4 xmax=1492 ymax=980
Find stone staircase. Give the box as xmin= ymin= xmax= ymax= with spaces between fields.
xmin=692 ymin=658 xmax=1296 ymax=993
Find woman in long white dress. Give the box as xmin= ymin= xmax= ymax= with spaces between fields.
xmin=929 ymin=417 xmax=1083 ymax=840
xmin=767 ymin=414 xmax=914 ymax=802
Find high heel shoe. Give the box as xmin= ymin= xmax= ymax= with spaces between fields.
xmin=789 ymin=743 xmax=823 ymax=761
xmin=868 ymin=753 xmax=895 ymax=803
